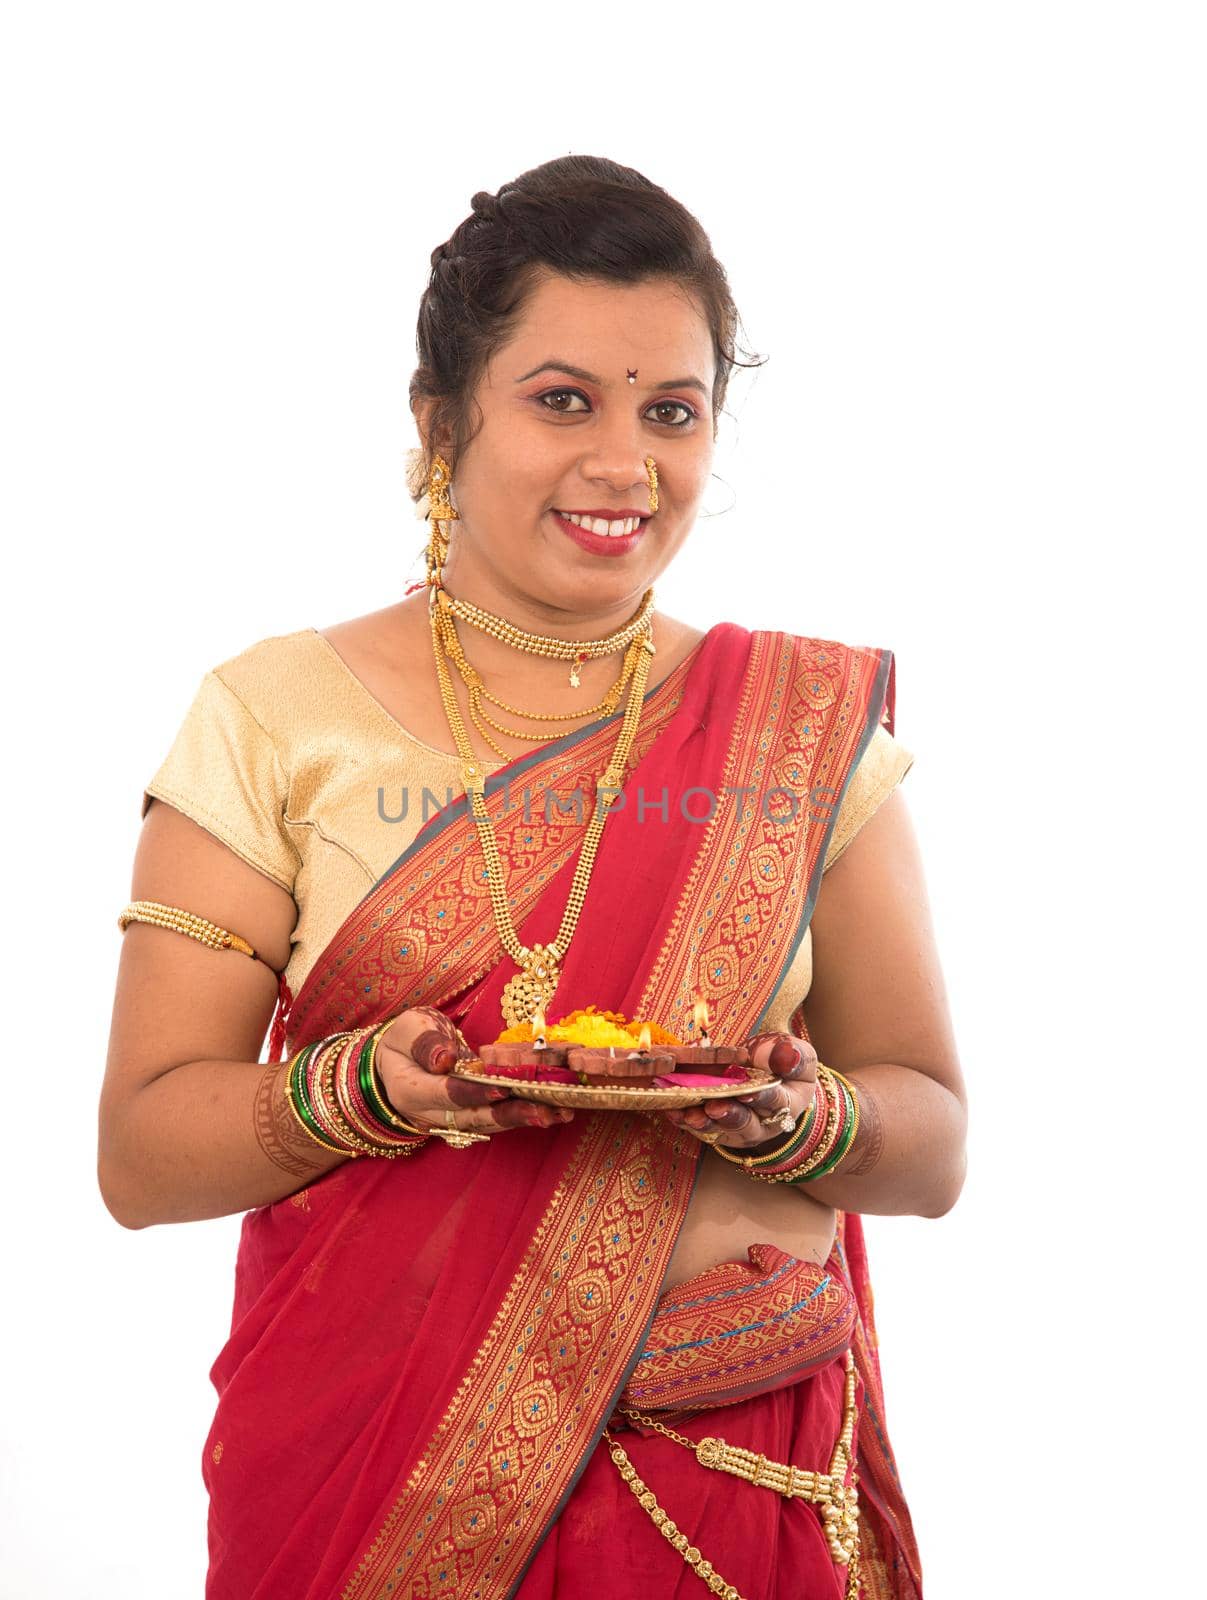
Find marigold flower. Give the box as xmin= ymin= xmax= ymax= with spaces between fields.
xmin=493 ymin=1005 xmax=683 ymax=1048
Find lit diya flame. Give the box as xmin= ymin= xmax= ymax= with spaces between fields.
xmin=693 ymin=997 xmax=712 ymax=1048
xmin=532 ymin=1005 xmax=548 ymax=1049
xmin=630 ymin=1023 xmax=653 ymax=1057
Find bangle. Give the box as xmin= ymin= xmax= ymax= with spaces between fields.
xmin=360 ymin=1024 xmax=429 ymax=1136
xmin=340 ymin=1029 xmax=429 ymax=1150
xmin=316 ymin=1036 xmax=392 ymax=1158
xmin=781 ymin=1067 xmax=860 ymax=1184
xmin=712 ymin=1064 xmax=859 ymax=1188
xmin=333 ymin=1027 xmax=430 ymax=1155
xmin=709 ymin=1076 xmax=826 ymax=1180
xmin=286 ymin=1042 xmax=353 ymax=1156
xmin=757 ymin=1080 xmax=829 ymax=1174
xmin=791 ymin=1068 xmax=861 ymax=1183
xmin=284 ymin=1025 xmax=430 ymax=1159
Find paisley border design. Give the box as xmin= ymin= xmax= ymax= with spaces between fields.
xmin=635 ymin=631 xmax=891 ymax=1041
xmin=338 ymin=1114 xmax=698 ymax=1600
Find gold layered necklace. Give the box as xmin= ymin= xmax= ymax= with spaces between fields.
xmin=431 ymin=588 xmax=653 ymax=759
xmin=424 ymin=452 xmax=660 ymax=1026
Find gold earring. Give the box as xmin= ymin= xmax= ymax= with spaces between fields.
xmin=427 ymin=454 xmax=460 ymax=523
xmin=644 ymin=456 xmax=660 ymax=515
xmin=425 ymin=453 xmax=459 ymax=591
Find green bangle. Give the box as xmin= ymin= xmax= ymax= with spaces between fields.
xmin=358 ymin=1027 xmax=428 ymax=1139
xmin=793 ymin=1075 xmax=859 ymax=1183
xmin=287 ymin=1042 xmax=350 ymax=1155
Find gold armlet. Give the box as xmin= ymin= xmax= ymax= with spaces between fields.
xmin=117 ymin=899 xmax=280 ymax=974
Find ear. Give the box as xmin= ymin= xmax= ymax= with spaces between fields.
xmin=412 ymin=398 xmax=454 ymax=466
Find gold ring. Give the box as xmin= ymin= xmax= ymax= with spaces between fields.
xmin=758 ymin=1106 xmax=797 ymax=1136
xmin=433 ymin=1108 xmax=491 ymax=1149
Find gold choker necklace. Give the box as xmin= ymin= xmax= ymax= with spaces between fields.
xmin=431 ymin=589 xmax=641 ymax=758
xmin=439 ymin=586 xmax=656 ymax=688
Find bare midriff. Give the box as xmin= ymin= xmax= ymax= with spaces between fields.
xmin=661 ymin=1154 xmax=837 ymax=1292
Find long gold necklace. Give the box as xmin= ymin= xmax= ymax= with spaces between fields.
xmin=428 ymin=585 xmax=655 ymax=1027
xmin=432 ymin=593 xmax=640 ymax=758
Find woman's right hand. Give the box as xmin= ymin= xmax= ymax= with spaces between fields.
xmin=374 ymin=1007 xmax=573 ymax=1137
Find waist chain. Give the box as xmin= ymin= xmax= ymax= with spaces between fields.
xmin=602 ymin=1347 xmax=861 ymax=1600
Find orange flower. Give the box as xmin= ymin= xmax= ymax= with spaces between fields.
xmin=493 ymin=1005 xmax=683 ymax=1048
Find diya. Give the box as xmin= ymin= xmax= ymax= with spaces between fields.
xmin=457 ymin=1000 xmax=768 ymax=1111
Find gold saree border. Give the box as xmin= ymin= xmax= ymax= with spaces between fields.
xmin=637 ymin=630 xmax=889 ymax=1039
xmin=339 ymin=1114 xmax=698 ymax=1600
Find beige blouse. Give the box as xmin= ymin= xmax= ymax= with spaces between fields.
xmin=141 ymin=629 xmax=914 ymax=1028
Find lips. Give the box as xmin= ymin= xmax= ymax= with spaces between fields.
xmin=550 ymin=509 xmax=649 ymax=558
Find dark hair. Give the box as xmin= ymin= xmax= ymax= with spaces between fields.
xmin=407 ymin=155 xmax=764 ymax=500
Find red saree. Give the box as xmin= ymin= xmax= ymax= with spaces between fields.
xmin=203 ymin=622 xmax=923 ymax=1600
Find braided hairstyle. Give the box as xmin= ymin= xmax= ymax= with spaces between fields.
xmin=406 ymin=155 xmax=763 ymax=504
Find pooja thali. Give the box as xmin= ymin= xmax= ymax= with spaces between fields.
xmin=451 ymin=1068 xmax=773 ymax=1111
xmin=453 ymin=1054 xmax=775 ymax=1112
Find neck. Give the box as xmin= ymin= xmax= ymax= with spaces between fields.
xmin=428 ymin=547 xmax=657 ymax=718
xmin=440 ymin=541 xmax=650 ymax=640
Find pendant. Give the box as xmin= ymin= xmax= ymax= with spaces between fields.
xmin=500 ymin=943 xmax=561 ymax=1028
xmin=569 ymin=651 xmax=586 ymax=690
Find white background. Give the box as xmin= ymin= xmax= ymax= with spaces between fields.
xmin=2 ymin=3 xmax=1202 ymax=1596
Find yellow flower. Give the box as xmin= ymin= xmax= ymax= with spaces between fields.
xmin=493 ymin=1005 xmax=682 ymax=1048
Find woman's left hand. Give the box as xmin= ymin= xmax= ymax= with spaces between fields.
xmin=663 ymin=1033 xmax=818 ymax=1152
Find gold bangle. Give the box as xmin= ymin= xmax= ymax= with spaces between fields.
xmin=782 ymin=1065 xmax=845 ymax=1181
xmin=336 ymin=1026 xmax=430 ymax=1151
xmin=708 ymin=1077 xmax=823 ymax=1172
xmin=283 ymin=1048 xmax=353 ymax=1157
xmin=318 ymin=1035 xmax=387 ymax=1158
xmin=812 ymin=1065 xmax=861 ymax=1177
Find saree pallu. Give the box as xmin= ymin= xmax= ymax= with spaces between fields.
xmin=203 ymin=623 xmax=923 ymax=1600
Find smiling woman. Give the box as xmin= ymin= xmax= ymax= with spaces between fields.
xmin=101 ymin=154 xmax=962 ymax=1600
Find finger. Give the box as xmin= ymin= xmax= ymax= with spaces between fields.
xmin=486 ymin=1100 xmax=574 ymax=1132
xmin=744 ymin=1032 xmax=817 ymax=1083
xmin=703 ymin=1101 xmax=757 ymax=1132
xmin=735 ymin=1083 xmax=792 ymax=1119
xmin=447 ymin=1074 xmax=512 ymax=1109
xmin=381 ymin=1007 xmax=470 ymax=1074
xmin=433 ymin=1076 xmax=573 ymax=1133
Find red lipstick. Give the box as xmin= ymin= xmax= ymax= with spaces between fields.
xmin=550 ymin=510 xmax=649 ymax=558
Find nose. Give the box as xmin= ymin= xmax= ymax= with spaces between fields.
xmin=580 ymin=417 xmax=655 ymax=500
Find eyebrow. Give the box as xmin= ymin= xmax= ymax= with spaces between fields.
xmin=515 ymin=359 xmax=709 ymax=397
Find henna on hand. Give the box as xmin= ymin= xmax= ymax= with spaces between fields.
xmin=743 ymin=1030 xmax=818 ymax=1085
xmin=253 ymin=1059 xmax=331 ymax=1177
xmin=407 ymin=1007 xmax=473 ymax=1074
xmin=843 ymin=1078 xmax=885 ymax=1176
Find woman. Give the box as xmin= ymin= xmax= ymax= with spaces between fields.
xmin=100 ymin=156 xmax=966 ymax=1599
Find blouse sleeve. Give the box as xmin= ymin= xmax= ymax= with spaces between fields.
xmin=822 ymin=724 xmax=915 ymax=872
xmin=140 ymin=670 xmax=300 ymax=893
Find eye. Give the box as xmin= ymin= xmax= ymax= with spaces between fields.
xmin=647 ymin=400 xmax=697 ymax=428
xmin=535 ymin=389 xmax=698 ymax=427
xmin=538 ymin=388 xmax=590 ymax=414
